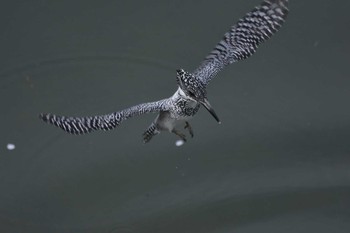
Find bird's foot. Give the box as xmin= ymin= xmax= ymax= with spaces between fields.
xmin=172 ymin=129 xmax=187 ymax=142
xmin=184 ymin=121 xmax=194 ymax=138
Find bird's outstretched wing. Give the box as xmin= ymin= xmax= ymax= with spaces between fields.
xmin=193 ymin=0 xmax=289 ymax=86
xmin=39 ymin=99 xmax=171 ymax=135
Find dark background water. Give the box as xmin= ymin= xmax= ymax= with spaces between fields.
xmin=1 ymin=0 xmax=350 ymax=232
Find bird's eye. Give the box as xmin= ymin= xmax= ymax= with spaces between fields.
xmin=188 ymin=91 xmax=195 ymax=98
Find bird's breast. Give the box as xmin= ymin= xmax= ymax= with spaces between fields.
xmin=170 ymin=88 xmax=200 ymax=119
xmin=173 ymin=98 xmax=200 ymax=118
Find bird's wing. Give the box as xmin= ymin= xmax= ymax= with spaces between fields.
xmin=39 ymin=98 xmax=171 ymax=135
xmin=193 ymin=0 xmax=289 ymax=86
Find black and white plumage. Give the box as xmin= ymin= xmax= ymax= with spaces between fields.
xmin=40 ymin=0 xmax=289 ymax=143
xmin=194 ymin=0 xmax=289 ymax=86
xmin=40 ymin=99 xmax=171 ymax=135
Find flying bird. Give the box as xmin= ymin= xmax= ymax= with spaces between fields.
xmin=40 ymin=0 xmax=289 ymax=143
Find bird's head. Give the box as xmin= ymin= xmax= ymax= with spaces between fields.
xmin=176 ymin=69 xmax=221 ymax=123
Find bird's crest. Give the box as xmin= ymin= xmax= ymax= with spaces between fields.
xmin=176 ymin=69 xmax=206 ymax=101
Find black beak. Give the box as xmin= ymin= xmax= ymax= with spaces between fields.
xmin=200 ymin=98 xmax=221 ymax=124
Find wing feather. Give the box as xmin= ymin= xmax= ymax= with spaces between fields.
xmin=39 ymin=98 xmax=171 ymax=135
xmin=193 ymin=0 xmax=289 ymax=86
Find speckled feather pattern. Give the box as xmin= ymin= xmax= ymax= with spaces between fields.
xmin=40 ymin=99 xmax=171 ymax=135
xmin=193 ymin=0 xmax=289 ymax=86
xmin=40 ymin=0 xmax=289 ymax=143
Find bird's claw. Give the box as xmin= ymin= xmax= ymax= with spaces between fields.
xmin=184 ymin=121 xmax=194 ymax=138
xmin=172 ymin=129 xmax=187 ymax=142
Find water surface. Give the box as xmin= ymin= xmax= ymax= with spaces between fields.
xmin=1 ymin=0 xmax=350 ymax=232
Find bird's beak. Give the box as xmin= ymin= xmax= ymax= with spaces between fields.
xmin=200 ymin=98 xmax=221 ymax=124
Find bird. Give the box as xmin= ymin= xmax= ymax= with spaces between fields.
xmin=40 ymin=0 xmax=289 ymax=143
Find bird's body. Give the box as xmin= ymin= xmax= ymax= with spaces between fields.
xmin=143 ymin=85 xmax=201 ymax=142
xmin=167 ymin=87 xmax=200 ymax=122
xmin=40 ymin=0 xmax=289 ymax=143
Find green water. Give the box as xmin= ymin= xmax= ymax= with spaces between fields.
xmin=1 ymin=0 xmax=349 ymax=232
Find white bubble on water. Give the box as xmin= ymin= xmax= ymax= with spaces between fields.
xmin=175 ymin=140 xmax=185 ymax=147
xmin=7 ymin=143 xmax=15 ymax=150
